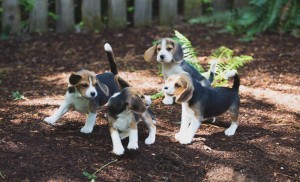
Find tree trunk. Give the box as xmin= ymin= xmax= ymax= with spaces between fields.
xmin=184 ymin=0 xmax=202 ymax=20
xmin=82 ymin=0 xmax=102 ymax=32
xmin=134 ymin=0 xmax=152 ymax=27
xmin=29 ymin=0 xmax=48 ymax=33
xmin=56 ymin=0 xmax=75 ymax=33
xmin=108 ymin=0 xmax=127 ymax=28
xmin=159 ymin=0 xmax=178 ymax=25
xmin=1 ymin=0 xmax=21 ymax=34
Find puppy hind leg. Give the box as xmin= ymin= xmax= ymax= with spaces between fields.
xmin=80 ymin=112 xmax=96 ymax=134
xmin=141 ymin=110 xmax=156 ymax=144
xmin=44 ymin=100 xmax=69 ymax=125
xmin=225 ymin=107 xmax=239 ymax=136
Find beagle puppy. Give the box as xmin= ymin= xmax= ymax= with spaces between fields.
xmin=163 ymin=71 xmax=240 ymax=144
xmin=144 ymin=38 xmax=215 ymax=105
xmin=44 ymin=43 xmax=120 ymax=133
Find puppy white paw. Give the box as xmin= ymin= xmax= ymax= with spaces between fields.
xmin=225 ymin=128 xmax=236 ymax=136
xmin=145 ymin=136 xmax=155 ymax=145
xmin=127 ymin=142 xmax=139 ymax=150
xmin=44 ymin=116 xmax=57 ymax=125
xmin=175 ymin=132 xmax=183 ymax=141
xmin=163 ymin=96 xmax=174 ymax=105
xmin=80 ymin=125 xmax=93 ymax=134
xmin=113 ymin=145 xmax=125 ymax=155
xmin=179 ymin=137 xmax=193 ymax=145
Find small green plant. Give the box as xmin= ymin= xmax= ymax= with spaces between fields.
xmin=151 ymin=91 xmax=164 ymax=100
xmin=19 ymin=0 xmax=35 ymax=12
xmin=11 ymin=91 xmax=25 ymax=101
xmin=83 ymin=159 xmax=117 ymax=181
xmin=48 ymin=12 xmax=60 ymax=21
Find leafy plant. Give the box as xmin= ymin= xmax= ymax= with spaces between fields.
xmin=151 ymin=91 xmax=164 ymax=100
xmin=0 ymin=171 xmax=4 ymax=179
xmin=83 ymin=159 xmax=117 ymax=182
xmin=11 ymin=91 xmax=25 ymax=101
xmin=189 ymin=0 xmax=300 ymax=40
xmin=48 ymin=12 xmax=60 ymax=21
xmin=19 ymin=0 xmax=35 ymax=12
xmin=174 ymin=30 xmax=253 ymax=86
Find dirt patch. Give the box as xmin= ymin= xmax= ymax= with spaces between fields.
xmin=0 ymin=24 xmax=299 ymax=181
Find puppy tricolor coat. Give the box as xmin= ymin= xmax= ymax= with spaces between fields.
xmin=163 ymin=71 xmax=240 ymax=144
xmin=144 ymin=38 xmax=215 ymax=105
xmin=44 ymin=43 xmax=120 ymax=133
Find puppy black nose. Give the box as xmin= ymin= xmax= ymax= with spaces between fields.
xmin=90 ymin=92 xmax=96 ymax=97
xmin=164 ymin=86 xmax=168 ymax=90
xmin=160 ymin=55 xmax=165 ymax=59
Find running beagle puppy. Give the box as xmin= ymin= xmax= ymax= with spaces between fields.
xmin=144 ymin=38 xmax=215 ymax=105
xmin=163 ymin=71 xmax=240 ymax=144
xmin=44 ymin=43 xmax=120 ymax=133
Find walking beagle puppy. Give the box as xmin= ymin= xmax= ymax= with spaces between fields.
xmin=163 ymin=71 xmax=240 ymax=144
xmin=106 ymin=51 xmax=156 ymax=156
xmin=144 ymin=38 xmax=215 ymax=105
xmin=44 ymin=43 xmax=120 ymax=133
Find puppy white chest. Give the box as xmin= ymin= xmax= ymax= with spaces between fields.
xmin=182 ymin=103 xmax=195 ymax=117
xmin=66 ymin=92 xmax=90 ymax=113
xmin=162 ymin=63 xmax=184 ymax=79
xmin=113 ymin=110 xmax=133 ymax=132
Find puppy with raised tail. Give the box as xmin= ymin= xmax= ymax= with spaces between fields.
xmin=144 ymin=38 xmax=215 ymax=105
xmin=163 ymin=71 xmax=240 ymax=144
xmin=106 ymin=52 xmax=156 ymax=156
xmin=44 ymin=43 xmax=120 ymax=134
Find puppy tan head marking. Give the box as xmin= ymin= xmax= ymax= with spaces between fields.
xmin=144 ymin=38 xmax=184 ymax=63
xmin=68 ymin=70 xmax=99 ymax=99
xmin=163 ymin=73 xmax=194 ymax=104
xmin=125 ymin=88 xmax=147 ymax=114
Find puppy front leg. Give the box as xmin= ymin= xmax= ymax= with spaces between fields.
xmin=110 ymin=128 xmax=125 ymax=155
xmin=163 ymin=93 xmax=174 ymax=105
xmin=175 ymin=104 xmax=190 ymax=141
xmin=179 ymin=115 xmax=202 ymax=144
xmin=127 ymin=122 xmax=139 ymax=150
xmin=44 ymin=100 xmax=69 ymax=125
xmin=80 ymin=112 xmax=96 ymax=134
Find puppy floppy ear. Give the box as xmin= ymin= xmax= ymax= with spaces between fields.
xmin=173 ymin=42 xmax=184 ymax=63
xmin=127 ymin=95 xmax=147 ymax=114
xmin=69 ymin=73 xmax=82 ymax=85
xmin=98 ymin=82 xmax=109 ymax=96
xmin=175 ymin=81 xmax=194 ymax=104
xmin=144 ymin=44 xmax=157 ymax=62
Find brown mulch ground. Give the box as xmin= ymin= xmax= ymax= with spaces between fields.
xmin=0 ymin=24 xmax=299 ymax=181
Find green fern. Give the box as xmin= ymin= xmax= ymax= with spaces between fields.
xmin=174 ymin=30 xmax=205 ymax=73
xmin=211 ymin=46 xmax=253 ymax=85
xmin=174 ymin=31 xmax=253 ymax=86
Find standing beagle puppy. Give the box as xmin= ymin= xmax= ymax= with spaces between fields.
xmin=163 ymin=71 xmax=240 ymax=144
xmin=107 ymin=87 xmax=156 ymax=155
xmin=44 ymin=43 xmax=120 ymax=133
xmin=144 ymin=38 xmax=216 ymax=105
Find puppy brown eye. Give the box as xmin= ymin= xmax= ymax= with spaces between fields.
xmin=82 ymin=84 xmax=89 ymax=88
xmin=175 ymin=83 xmax=180 ymax=88
xmin=167 ymin=48 xmax=172 ymax=51
xmin=157 ymin=48 xmax=161 ymax=51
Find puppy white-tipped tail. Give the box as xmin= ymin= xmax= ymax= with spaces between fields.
xmin=209 ymin=60 xmax=218 ymax=74
xmin=104 ymin=43 xmax=112 ymax=52
xmin=224 ymin=70 xmax=237 ymax=79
